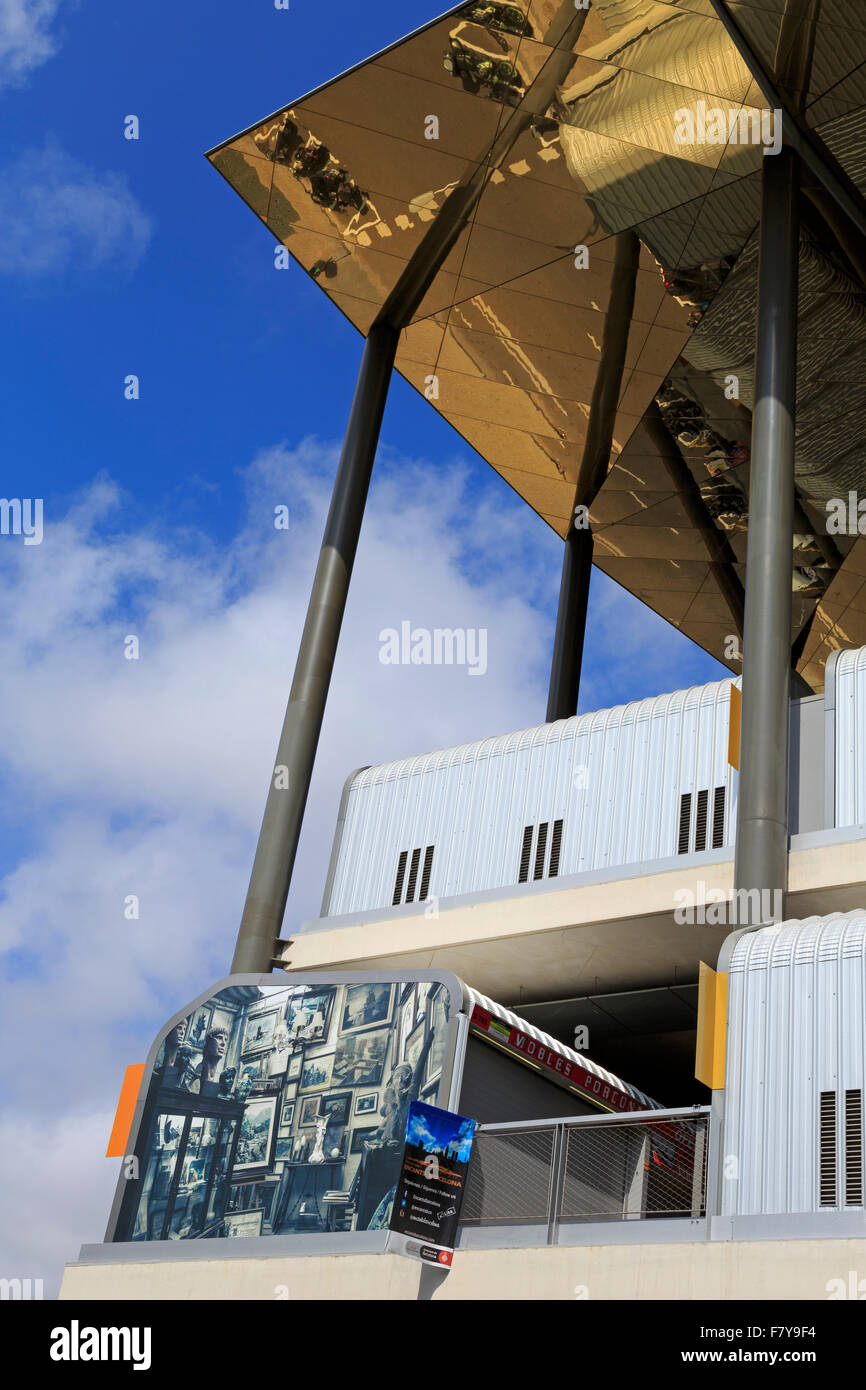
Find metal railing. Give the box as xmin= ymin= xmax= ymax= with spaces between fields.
xmin=460 ymin=1107 xmax=710 ymax=1242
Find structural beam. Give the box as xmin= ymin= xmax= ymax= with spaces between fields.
xmin=547 ymin=231 xmax=640 ymax=722
xmin=574 ymin=232 xmax=641 ymax=508
xmin=233 ymin=323 xmax=398 ymax=973
xmin=547 ymin=527 xmax=594 ymax=723
xmin=734 ymin=146 xmax=800 ymax=928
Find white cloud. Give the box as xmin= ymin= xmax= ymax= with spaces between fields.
xmin=0 ymin=1112 xmax=116 ymax=1300
xmin=0 ymin=1 xmax=67 ymax=90
xmin=0 ymin=440 xmax=721 ymax=1293
xmin=0 ymin=139 xmax=152 ymax=276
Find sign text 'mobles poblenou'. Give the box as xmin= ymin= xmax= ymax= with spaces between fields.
xmin=470 ymin=1003 xmax=653 ymax=1114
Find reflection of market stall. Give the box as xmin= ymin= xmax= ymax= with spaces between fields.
xmin=443 ymin=18 xmax=529 ymax=106
xmin=107 ymin=969 xmax=660 ymax=1246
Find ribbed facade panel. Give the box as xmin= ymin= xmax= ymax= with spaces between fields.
xmin=325 ymin=677 xmax=739 ymax=916
xmin=832 ymin=645 xmax=866 ymax=828
xmin=723 ymin=912 xmax=866 ymax=1216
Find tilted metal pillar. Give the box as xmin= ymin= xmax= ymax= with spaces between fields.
xmin=734 ymin=145 xmax=800 ymax=927
xmin=546 ymin=231 xmax=640 ymax=722
xmin=233 ymin=323 xmax=398 ymax=973
xmin=547 ymin=527 xmax=594 ymax=724
xmin=232 ymin=10 xmax=593 ymax=973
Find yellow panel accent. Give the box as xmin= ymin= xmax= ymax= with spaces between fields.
xmin=728 ymin=683 xmax=741 ymax=771
xmin=695 ymin=961 xmax=728 ymax=1090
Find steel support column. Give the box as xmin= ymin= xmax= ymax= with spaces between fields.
xmin=547 ymin=527 xmax=594 ymax=723
xmin=232 ymin=322 xmax=398 ymax=973
xmin=546 ymin=231 xmax=640 ymax=722
xmin=734 ymin=146 xmax=800 ymax=927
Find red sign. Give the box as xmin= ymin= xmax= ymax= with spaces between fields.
xmin=470 ymin=1004 xmax=649 ymax=1114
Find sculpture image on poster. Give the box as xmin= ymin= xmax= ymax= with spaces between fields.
xmin=111 ymin=978 xmax=453 ymax=1243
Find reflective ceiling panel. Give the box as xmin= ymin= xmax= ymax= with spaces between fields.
xmin=209 ymin=0 xmax=866 ymax=692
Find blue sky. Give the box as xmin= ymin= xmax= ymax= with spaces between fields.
xmin=0 ymin=0 xmax=726 ymax=1294
xmin=3 ymin=0 xmax=483 ymax=526
xmin=407 ymin=1100 xmax=475 ymax=1161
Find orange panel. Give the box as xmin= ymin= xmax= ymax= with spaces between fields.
xmin=106 ymin=1064 xmax=146 ymax=1158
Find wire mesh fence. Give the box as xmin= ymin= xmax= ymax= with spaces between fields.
xmin=460 ymin=1110 xmax=709 ymax=1239
xmin=560 ymin=1114 xmax=708 ymax=1222
xmin=461 ymin=1126 xmax=556 ymax=1226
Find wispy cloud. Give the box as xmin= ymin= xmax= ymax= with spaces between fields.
xmin=0 ymin=138 xmax=152 ymax=276
xmin=0 ymin=0 xmax=68 ymax=90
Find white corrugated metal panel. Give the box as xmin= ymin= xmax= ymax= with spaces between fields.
xmin=832 ymin=646 xmax=866 ymax=828
xmin=465 ymin=987 xmax=662 ymax=1112
xmin=723 ymin=911 xmax=866 ymax=1216
xmin=325 ymin=677 xmax=739 ymax=916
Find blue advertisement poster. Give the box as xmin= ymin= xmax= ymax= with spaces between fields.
xmin=386 ymin=1100 xmax=477 ymax=1266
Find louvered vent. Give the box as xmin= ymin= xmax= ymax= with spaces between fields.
xmin=392 ymin=850 xmax=408 ymax=906
xmin=678 ymin=787 xmax=726 ymax=854
xmin=518 ymin=821 xmax=564 ymax=883
xmin=533 ymin=822 xmax=549 ymax=880
xmin=845 ymin=1089 xmax=863 ymax=1206
xmin=419 ymin=844 xmax=434 ymax=902
xmin=405 ymin=847 xmax=421 ymax=903
xmin=695 ymin=789 xmax=709 ymax=853
xmin=819 ymin=1091 xmax=837 ymax=1207
xmin=518 ymin=825 xmax=533 ymax=883
xmin=677 ymin=793 xmax=692 ymax=854
xmin=549 ymin=819 xmax=563 ymax=877
xmin=393 ymin=845 xmax=434 ymax=906
xmin=712 ymin=785 xmax=726 ymax=848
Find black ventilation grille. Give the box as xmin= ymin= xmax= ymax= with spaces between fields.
xmin=405 ymin=847 xmax=422 ymax=903
xmin=518 ymin=820 xmax=563 ymax=883
xmin=392 ymin=850 xmax=408 ymax=906
xmin=419 ymin=845 xmax=434 ymax=902
xmin=533 ymin=822 xmax=549 ymax=880
xmin=712 ymin=785 xmax=726 ymax=848
xmin=695 ymin=789 xmax=708 ymax=853
xmin=518 ymin=825 xmax=533 ymax=883
xmin=678 ymin=787 xmax=726 ymax=854
xmin=677 ymin=793 xmax=692 ymax=854
xmin=549 ymin=819 xmax=563 ymax=878
xmin=820 ymin=1091 xmax=837 ymax=1207
xmin=845 ymin=1089 xmax=863 ymax=1206
xmin=393 ymin=844 xmax=435 ymax=906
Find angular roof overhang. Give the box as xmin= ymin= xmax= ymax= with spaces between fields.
xmin=208 ymin=0 xmax=866 ymax=694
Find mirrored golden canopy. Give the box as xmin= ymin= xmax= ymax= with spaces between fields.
xmin=208 ymin=0 xmax=866 ymax=692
